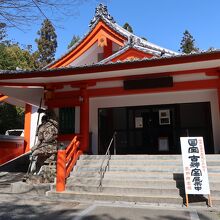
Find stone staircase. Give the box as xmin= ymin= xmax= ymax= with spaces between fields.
xmin=47 ymin=154 xmax=220 ymax=206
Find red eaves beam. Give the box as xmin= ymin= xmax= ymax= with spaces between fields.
xmin=44 ymin=79 xmax=220 ymax=109
xmin=45 ymin=79 xmax=220 ymax=109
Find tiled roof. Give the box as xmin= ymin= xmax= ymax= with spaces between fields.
xmin=1 ymin=49 xmax=220 ymax=76
xmin=45 ymin=4 xmax=178 ymax=69
xmin=98 ymin=37 xmax=167 ymax=64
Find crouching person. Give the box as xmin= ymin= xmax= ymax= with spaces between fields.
xmin=26 ymin=112 xmax=58 ymax=183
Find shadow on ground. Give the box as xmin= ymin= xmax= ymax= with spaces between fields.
xmin=173 ymin=173 xmax=208 ymax=206
xmin=0 ymin=197 xmax=79 ymax=220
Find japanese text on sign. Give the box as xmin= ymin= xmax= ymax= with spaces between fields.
xmin=180 ymin=137 xmax=210 ymax=195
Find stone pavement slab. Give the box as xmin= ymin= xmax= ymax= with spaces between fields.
xmin=73 ymin=202 xmax=220 ymax=220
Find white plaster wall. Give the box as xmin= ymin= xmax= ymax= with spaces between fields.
xmin=90 ymin=89 xmax=220 ymax=154
xmin=173 ymin=73 xmax=217 ymax=82
xmin=112 ymin=42 xmax=121 ymax=52
xmin=30 ymin=105 xmax=40 ymax=148
xmin=89 ymin=80 xmax=123 ymax=89
xmin=68 ymin=42 xmax=103 ymax=67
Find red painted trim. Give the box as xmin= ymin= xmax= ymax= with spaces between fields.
xmin=46 ymin=90 xmax=78 ymax=99
xmin=111 ymin=48 xmax=153 ymax=62
xmin=54 ymin=90 xmax=81 ymax=98
xmin=45 ymin=84 xmax=64 ymax=90
xmin=45 ymin=98 xmax=80 ymax=108
xmin=206 ymin=70 xmax=220 ymax=76
xmin=104 ymin=39 xmax=113 ymax=59
xmin=58 ymin=133 xmax=81 ymax=142
xmin=43 ymin=74 xmax=219 ymax=101
xmin=87 ymin=79 xmax=220 ymax=97
xmin=0 ymin=140 xmax=24 ymax=165
xmin=70 ymin=82 xmax=96 ymax=87
xmin=0 ymin=95 xmax=8 ymax=102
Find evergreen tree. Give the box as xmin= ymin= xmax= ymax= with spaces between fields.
xmin=0 ymin=28 xmax=35 ymax=133
xmin=0 ymin=23 xmax=6 ymax=42
xmin=123 ymin=22 xmax=133 ymax=33
xmin=0 ymin=103 xmax=24 ymax=134
xmin=0 ymin=43 xmax=37 ymax=70
xmin=180 ymin=30 xmax=199 ymax=54
xmin=35 ymin=19 xmax=57 ymax=68
xmin=68 ymin=35 xmax=80 ymax=49
xmin=0 ymin=42 xmax=34 ymax=133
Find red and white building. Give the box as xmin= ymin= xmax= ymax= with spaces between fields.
xmin=1 ymin=4 xmax=220 ymax=162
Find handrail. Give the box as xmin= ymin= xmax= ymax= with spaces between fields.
xmin=56 ymin=135 xmax=83 ymax=192
xmin=98 ymin=131 xmax=117 ymax=191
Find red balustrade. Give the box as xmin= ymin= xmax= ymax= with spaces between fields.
xmin=56 ymin=136 xmax=83 ymax=192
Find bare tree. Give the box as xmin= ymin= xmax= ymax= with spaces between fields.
xmin=0 ymin=0 xmax=89 ymax=29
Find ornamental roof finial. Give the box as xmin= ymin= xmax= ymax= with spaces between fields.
xmin=89 ymin=3 xmax=115 ymax=27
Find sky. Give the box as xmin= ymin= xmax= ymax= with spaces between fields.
xmin=6 ymin=0 xmax=220 ymax=58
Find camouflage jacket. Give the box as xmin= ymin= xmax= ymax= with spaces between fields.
xmin=34 ymin=119 xmax=59 ymax=154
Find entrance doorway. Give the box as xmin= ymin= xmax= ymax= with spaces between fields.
xmin=98 ymin=102 xmax=214 ymax=154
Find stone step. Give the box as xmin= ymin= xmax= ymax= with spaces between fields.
xmin=71 ymin=184 xmax=220 ymax=197
xmin=66 ymin=184 xmax=220 ymax=197
xmin=73 ymin=165 xmax=220 ymax=173
xmin=79 ymin=155 xmax=183 ymax=160
xmin=70 ymin=171 xmax=220 ymax=181
xmin=67 ymin=177 xmax=220 ymax=190
xmin=47 ymin=190 xmax=220 ymax=206
xmin=76 ymin=159 xmax=220 ymax=167
xmin=67 ymin=178 xmax=184 ymax=189
xmin=79 ymin=154 xmax=220 ymax=161
xmin=66 ymin=184 xmax=184 ymax=196
xmin=47 ymin=190 xmax=183 ymax=205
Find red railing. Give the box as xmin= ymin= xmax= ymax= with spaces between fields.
xmin=56 ymin=136 xmax=83 ymax=192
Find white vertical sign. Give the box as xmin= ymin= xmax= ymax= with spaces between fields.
xmin=180 ymin=137 xmax=210 ymax=195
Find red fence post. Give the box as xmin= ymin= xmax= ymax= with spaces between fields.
xmin=56 ymin=143 xmax=66 ymax=192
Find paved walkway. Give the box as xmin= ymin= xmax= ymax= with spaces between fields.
xmin=65 ymin=202 xmax=220 ymax=220
xmin=0 ymin=172 xmax=220 ymax=220
xmin=0 ymin=193 xmax=219 ymax=220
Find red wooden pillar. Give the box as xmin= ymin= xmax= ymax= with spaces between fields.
xmin=24 ymin=104 xmax=32 ymax=152
xmin=80 ymin=88 xmax=89 ymax=153
xmin=56 ymin=145 xmax=66 ymax=192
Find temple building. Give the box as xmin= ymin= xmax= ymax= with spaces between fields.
xmin=1 ymin=4 xmax=220 ymax=161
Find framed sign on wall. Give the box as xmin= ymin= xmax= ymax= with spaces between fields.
xmin=135 ymin=117 xmax=143 ymax=128
xmin=159 ymin=109 xmax=170 ymax=125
